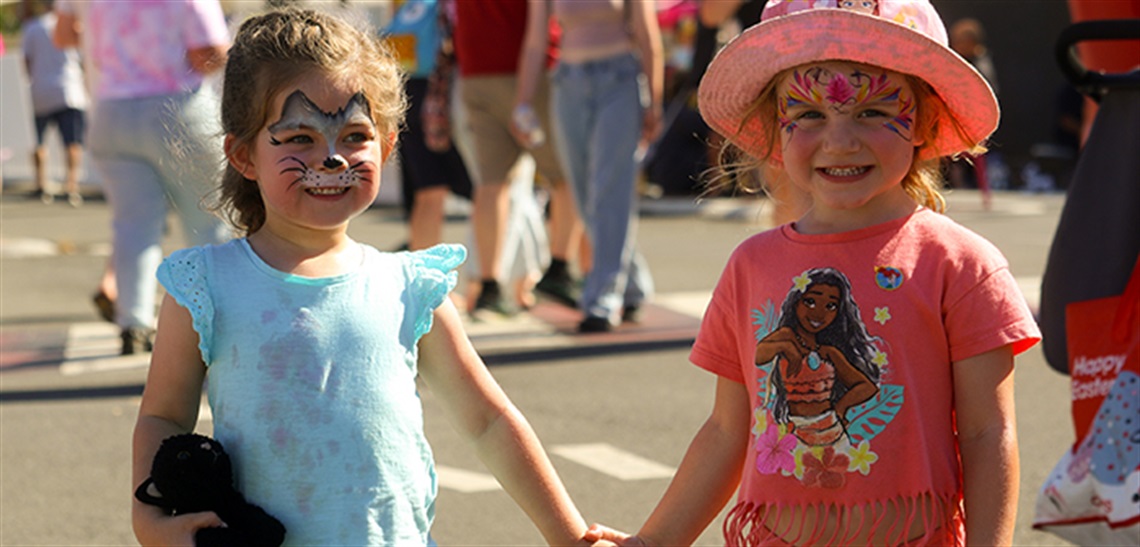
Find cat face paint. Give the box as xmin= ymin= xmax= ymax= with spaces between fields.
xmin=777 ymin=65 xmax=916 ymax=143
xmin=267 ymin=90 xmax=376 ymax=189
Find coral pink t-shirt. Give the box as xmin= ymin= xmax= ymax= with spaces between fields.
xmin=691 ymin=209 xmax=1040 ymax=546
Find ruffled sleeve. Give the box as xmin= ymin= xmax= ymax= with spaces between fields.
xmin=404 ymin=243 xmax=466 ymax=344
xmin=156 ymin=246 xmax=214 ymax=364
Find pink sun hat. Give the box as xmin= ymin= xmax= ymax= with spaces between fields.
xmin=697 ymin=0 xmax=999 ymax=161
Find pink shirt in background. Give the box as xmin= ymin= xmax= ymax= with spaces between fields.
xmin=55 ymin=0 xmax=229 ymax=100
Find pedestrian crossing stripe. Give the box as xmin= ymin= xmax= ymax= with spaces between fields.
xmin=437 ymin=443 xmax=677 ymax=493
xmin=140 ymin=398 xmax=676 ymax=493
xmin=551 ymin=443 xmax=676 ymax=481
xmin=49 ymin=276 xmax=1040 ymax=376
xmin=436 ymin=465 xmax=503 ymax=493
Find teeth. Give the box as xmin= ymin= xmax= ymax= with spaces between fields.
xmin=823 ymin=166 xmax=867 ymax=177
xmin=305 ymin=186 xmax=349 ymax=195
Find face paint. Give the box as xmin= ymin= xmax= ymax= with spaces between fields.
xmin=267 ymin=91 xmax=377 ymax=189
xmin=276 ymin=156 xmax=376 ymax=190
xmin=777 ymin=66 xmax=916 ymax=142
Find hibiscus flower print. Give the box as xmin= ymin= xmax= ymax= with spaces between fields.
xmin=755 ymin=425 xmax=797 ymax=475
xmin=802 ymin=446 xmax=850 ymax=489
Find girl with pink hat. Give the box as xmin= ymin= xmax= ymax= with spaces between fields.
xmin=586 ymin=1 xmax=1041 ymax=545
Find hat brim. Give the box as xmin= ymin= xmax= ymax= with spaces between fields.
xmin=698 ymin=9 xmax=999 ymax=161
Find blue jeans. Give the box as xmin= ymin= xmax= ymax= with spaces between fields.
xmin=551 ymin=52 xmax=654 ymax=322
xmin=88 ymin=86 xmax=230 ymax=329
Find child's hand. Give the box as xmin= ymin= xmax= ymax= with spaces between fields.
xmin=134 ymin=510 xmax=226 ymax=546
xmin=583 ymin=523 xmax=649 ymax=546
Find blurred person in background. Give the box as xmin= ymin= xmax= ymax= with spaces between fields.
xmin=948 ymin=17 xmax=998 ymax=206
xmin=515 ymin=0 xmax=662 ymax=332
xmin=383 ymin=0 xmax=473 ymax=252
xmin=21 ymin=0 xmax=88 ymax=206
xmin=449 ymin=0 xmax=586 ymax=319
xmin=54 ymin=0 xmax=232 ymax=355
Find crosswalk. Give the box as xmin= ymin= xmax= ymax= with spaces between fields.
xmin=188 ymin=400 xmax=676 ymax=494
xmin=31 ymin=275 xmax=1040 ymax=378
xmin=13 ymin=277 xmax=1043 ymax=497
xmin=46 ymin=291 xmax=714 ymax=377
xmin=436 ymin=444 xmax=679 ymax=493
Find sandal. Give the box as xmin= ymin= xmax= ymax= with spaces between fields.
xmin=92 ymin=291 xmax=115 ymax=323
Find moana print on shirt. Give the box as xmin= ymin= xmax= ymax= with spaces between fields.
xmin=751 ymin=267 xmax=903 ymax=489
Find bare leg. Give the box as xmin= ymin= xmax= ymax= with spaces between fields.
xmin=546 ymin=181 xmax=584 ymax=266
xmin=533 ymin=181 xmax=587 ymax=308
xmin=471 ymin=181 xmax=510 ymax=281
xmin=92 ymin=258 xmax=117 ymax=323
xmin=408 ymin=186 xmax=449 ymax=250
xmin=66 ymin=144 xmax=84 ymax=206
xmin=33 ymin=147 xmax=53 ymax=203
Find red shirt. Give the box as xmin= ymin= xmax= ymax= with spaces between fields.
xmin=453 ymin=0 xmax=558 ymax=77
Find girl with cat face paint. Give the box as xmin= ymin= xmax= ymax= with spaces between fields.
xmin=131 ymin=9 xmax=609 ymax=546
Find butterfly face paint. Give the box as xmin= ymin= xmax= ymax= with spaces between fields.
xmin=777 ymin=65 xmax=916 ymax=143
xmin=267 ymin=91 xmax=377 ymax=190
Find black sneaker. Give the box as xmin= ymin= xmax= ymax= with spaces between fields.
xmin=121 ymin=327 xmax=155 ymax=356
xmin=471 ymin=280 xmax=516 ymax=321
xmin=621 ymin=305 xmax=642 ymax=324
xmin=577 ymin=315 xmax=613 ymax=333
xmin=33 ymin=189 xmax=54 ymax=204
xmin=535 ymin=269 xmax=580 ymax=308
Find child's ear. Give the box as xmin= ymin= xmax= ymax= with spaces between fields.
xmin=224 ymin=134 xmax=256 ymax=180
xmin=380 ymin=131 xmax=398 ymax=162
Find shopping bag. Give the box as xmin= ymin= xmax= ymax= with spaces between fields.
xmin=1033 ymin=256 xmax=1140 ymax=545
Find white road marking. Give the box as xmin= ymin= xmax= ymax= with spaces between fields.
xmin=60 ymin=323 xmax=149 ymax=376
xmin=551 ymin=443 xmax=675 ymax=481
xmin=1017 ymin=275 xmax=1042 ymax=313
xmin=653 ymin=291 xmax=712 ymax=319
xmin=436 ymin=465 xmax=502 ymax=493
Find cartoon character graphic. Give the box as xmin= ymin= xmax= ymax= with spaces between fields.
xmin=750 ymin=268 xmax=902 ymax=487
xmin=755 ymin=268 xmax=880 ymax=447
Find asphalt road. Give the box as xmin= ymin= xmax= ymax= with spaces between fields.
xmin=0 ymin=188 xmax=1076 ymax=546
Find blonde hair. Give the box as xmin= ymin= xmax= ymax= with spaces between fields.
xmin=215 ymin=8 xmax=407 ymax=235
xmin=707 ymin=66 xmax=986 ymax=214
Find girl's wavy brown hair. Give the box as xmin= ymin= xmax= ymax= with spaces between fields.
xmin=705 ymin=67 xmax=986 ymax=215
xmin=215 ymin=8 xmax=406 ymax=235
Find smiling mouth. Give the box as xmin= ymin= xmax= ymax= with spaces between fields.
xmin=305 ymin=186 xmax=350 ymax=196
xmin=819 ymin=166 xmax=870 ymax=177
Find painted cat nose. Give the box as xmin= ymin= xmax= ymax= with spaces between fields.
xmin=322 ymin=155 xmax=348 ymax=170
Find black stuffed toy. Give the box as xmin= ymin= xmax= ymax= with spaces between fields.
xmin=135 ymin=433 xmax=286 ymax=547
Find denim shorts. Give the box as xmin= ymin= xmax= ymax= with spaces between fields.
xmin=34 ymin=107 xmax=86 ymax=146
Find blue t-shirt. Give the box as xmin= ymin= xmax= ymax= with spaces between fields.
xmin=157 ymin=239 xmax=464 ymax=546
xmin=383 ymin=0 xmax=441 ymax=78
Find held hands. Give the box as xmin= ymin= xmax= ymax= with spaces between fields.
xmin=583 ymin=523 xmax=649 ymax=546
